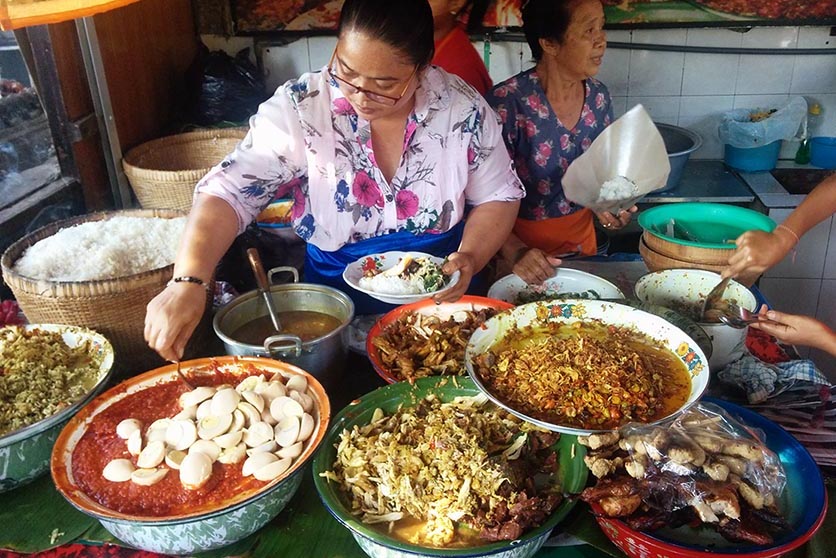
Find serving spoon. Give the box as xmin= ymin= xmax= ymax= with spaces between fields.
xmin=700 ymin=276 xmax=732 ymax=322
xmin=174 ymin=360 xmax=195 ymax=390
xmin=719 ymin=303 xmax=781 ymax=329
xmin=247 ymin=247 xmax=282 ymax=333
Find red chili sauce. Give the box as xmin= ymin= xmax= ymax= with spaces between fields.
xmin=71 ymin=367 xmax=269 ymax=517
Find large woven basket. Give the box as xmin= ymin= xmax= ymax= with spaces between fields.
xmin=122 ymin=128 xmax=247 ymax=212
xmin=0 ymin=209 xmax=213 ymax=376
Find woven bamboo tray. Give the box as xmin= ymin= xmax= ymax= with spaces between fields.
xmin=642 ymin=231 xmax=732 ymax=265
xmin=122 ymin=128 xmax=247 ymax=212
xmin=639 ymin=236 xmax=725 ymax=275
xmin=0 ymin=209 xmax=213 ymax=376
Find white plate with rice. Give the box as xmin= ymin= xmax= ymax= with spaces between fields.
xmin=343 ymin=251 xmax=460 ymax=305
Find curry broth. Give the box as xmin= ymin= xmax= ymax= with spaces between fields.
xmin=480 ymin=321 xmax=692 ymax=429
xmin=230 ymin=311 xmax=341 ymax=344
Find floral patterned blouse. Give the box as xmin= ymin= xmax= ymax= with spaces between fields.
xmin=196 ymin=66 xmax=525 ymax=252
xmin=486 ymin=69 xmax=613 ymax=221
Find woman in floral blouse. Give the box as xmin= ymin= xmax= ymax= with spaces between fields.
xmin=145 ymin=0 xmax=523 ymax=361
xmin=487 ymin=0 xmax=635 ymax=285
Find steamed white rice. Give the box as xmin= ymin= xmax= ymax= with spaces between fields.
xmin=359 ymin=274 xmax=423 ymax=295
xmin=597 ymin=175 xmax=637 ymax=203
xmin=13 ymin=216 xmax=187 ymax=281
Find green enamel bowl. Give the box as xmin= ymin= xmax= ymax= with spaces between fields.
xmin=0 ymin=324 xmax=114 ymax=493
xmin=312 ymin=376 xmax=588 ymax=558
xmin=638 ymin=203 xmax=776 ymax=249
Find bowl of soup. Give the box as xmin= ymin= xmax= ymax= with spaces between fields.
xmin=465 ymin=299 xmax=710 ymax=435
xmin=213 ymin=267 xmax=354 ymax=390
xmin=312 ymin=376 xmax=588 ymax=558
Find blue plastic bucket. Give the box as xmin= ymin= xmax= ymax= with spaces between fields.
xmin=810 ymin=137 xmax=836 ymax=169
xmin=724 ymin=140 xmax=781 ymax=172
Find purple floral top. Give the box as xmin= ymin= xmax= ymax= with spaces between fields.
xmin=487 ymin=69 xmax=613 ymax=221
xmin=196 ymin=66 xmax=524 ymax=251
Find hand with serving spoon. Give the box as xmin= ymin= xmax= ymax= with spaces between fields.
xmin=748 ymin=304 xmax=836 ymax=357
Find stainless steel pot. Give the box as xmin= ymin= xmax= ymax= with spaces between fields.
xmin=213 ymin=267 xmax=355 ymax=389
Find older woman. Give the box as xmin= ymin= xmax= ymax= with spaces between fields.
xmin=145 ymin=0 xmax=523 ymax=362
xmin=487 ymin=0 xmax=634 ymax=284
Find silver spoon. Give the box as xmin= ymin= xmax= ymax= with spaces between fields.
xmin=173 ymin=360 xmax=195 ymax=389
xmin=719 ymin=303 xmax=781 ymax=329
xmin=247 ymin=247 xmax=282 ymax=333
xmin=700 ymin=276 xmax=732 ymax=322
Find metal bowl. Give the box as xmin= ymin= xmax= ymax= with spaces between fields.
xmin=0 ymin=324 xmax=113 ymax=493
xmin=654 ymin=123 xmax=703 ymax=193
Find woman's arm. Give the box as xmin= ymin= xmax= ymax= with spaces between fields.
xmin=750 ymin=306 xmax=836 ymax=357
xmin=436 ymin=199 xmax=520 ymax=302
xmin=144 ymin=195 xmax=240 ymax=362
xmin=725 ymin=173 xmax=836 ymax=278
xmin=498 ymin=233 xmax=561 ymax=285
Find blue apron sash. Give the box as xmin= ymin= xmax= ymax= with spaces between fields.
xmin=304 ymin=222 xmax=484 ymax=315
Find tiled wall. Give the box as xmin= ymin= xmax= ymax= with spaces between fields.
xmin=205 ymin=25 xmax=836 ymax=162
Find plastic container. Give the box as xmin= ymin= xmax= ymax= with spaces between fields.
xmin=654 ymin=123 xmax=702 ymax=192
xmin=810 ymin=137 xmax=836 ymax=169
xmin=724 ymin=140 xmax=781 ymax=172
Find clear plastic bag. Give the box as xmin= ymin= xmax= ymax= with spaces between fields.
xmin=562 ymin=104 xmax=670 ymax=215
xmin=580 ymin=402 xmax=786 ymax=525
xmin=719 ymin=96 xmax=807 ymax=149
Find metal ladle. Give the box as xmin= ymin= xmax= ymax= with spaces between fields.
xmin=247 ymin=248 xmax=282 ymax=333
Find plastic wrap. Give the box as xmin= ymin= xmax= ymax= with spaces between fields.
xmin=579 ymin=402 xmax=786 ymax=528
xmin=719 ymin=96 xmax=807 ymax=149
xmin=562 ymin=104 xmax=670 ymax=214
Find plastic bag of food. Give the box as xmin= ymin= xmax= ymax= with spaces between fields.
xmin=719 ymin=96 xmax=807 ymax=149
xmin=562 ymin=104 xmax=670 ymax=215
xmin=579 ymin=402 xmax=786 ymax=532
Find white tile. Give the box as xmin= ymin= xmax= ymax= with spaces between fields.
xmin=605 ymin=30 xmax=631 ymax=43
xmin=307 ymin=36 xmax=337 ymax=70
xmin=628 ymin=50 xmax=684 ymax=96
xmin=797 ymin=26 xmax=835 ymax=49
xmin=260 ymin=39 xmax=311 ymax=93
xmin=733 ymin=94 xmax=789 ymax=110
xmin=778 ymin=139 xmax=800 ymax=160
xmin=610 ymin=96 xmax=628 ymax=118
xmin=740 ymin=26 xmax=798 ymax=48
xmin=824 ymin=217 xmax=836 ymax=279
xmin=678 ymin=113 xmax=725 ymax=160
xmin=521 ymin=43 xmax=536 ymax=71
xmin=791 ymin=54 xmax=836 ymax=94
xmin=682 ymin=52 xmax=739 ymax=95
xmin=735 ymin=55 xmax=794 ymax=95
xmin=483 ymin=41 xmax=523 ymax=84
xmin=596 ymin=48 xmax=630 ymax=96
xmin=685 ymin=28 xmax=743 ymax=48
xmin=626 ymin=96 xmax=681 ymax=123
xmin=765 ymin=208 xmax=830 ymax=279
xmin=202 ymin=35 xmax=256 ymax=63
xmin=757 ymin=277 xmax=821 ymax=318
xmin=811 ymin=279 xmax=836 ymax=382
xmin=632 ymin=29 xmax=687 ymax=46
xmin=679 ymin=95 xmax=735 ymax=117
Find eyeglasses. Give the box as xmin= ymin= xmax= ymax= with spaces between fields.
xmin=327 ymin=49 xmax=417 ymax=106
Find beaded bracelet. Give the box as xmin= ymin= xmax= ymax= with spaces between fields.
xmin=167 ymin=276 xmax=210 ymax=291
xmin=776 ymin=224 xmax=800 ymax=245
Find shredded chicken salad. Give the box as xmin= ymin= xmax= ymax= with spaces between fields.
xmin=322 ymin=393 xmax=563 ymax=547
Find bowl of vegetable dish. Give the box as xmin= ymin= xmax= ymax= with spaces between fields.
xmin=465 ymin=299 xmax=710 ymax=435
xmin=51 ymin=356 xmax=330 ymax=555
xmin=366 ymin=296 xmax=513 ymax=384
xmin=0 ymin=324 xmax=113 ymax=493
xmin=312 ymin=376 xmax=588 ymax=558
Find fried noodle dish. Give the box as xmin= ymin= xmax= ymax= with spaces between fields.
xmin=472 ymin=320 xmax=691 ymax=430
xmin=371 ymin=308 xmax=502 ymax=382
xmin=323 ymin=394 xmax=563 ymax=548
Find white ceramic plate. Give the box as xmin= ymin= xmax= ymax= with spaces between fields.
xmin=487 ymin=268 xmax=625 ymax=305
xmin=465 ymin=299 xmax=709 ymax=436
xmin=342 ymin=251 xmax=460 ymax=305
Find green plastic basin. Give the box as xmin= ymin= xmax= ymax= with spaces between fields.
xmin=638 ymin=203 xmax=776 ymax=249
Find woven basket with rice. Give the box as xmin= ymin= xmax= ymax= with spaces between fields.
xmin=122 ymin=128 xmax=247 ymax=212
xmin=0 ymin=209 xmax=213 ymax=376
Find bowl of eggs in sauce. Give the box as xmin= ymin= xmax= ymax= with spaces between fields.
xmin=50 ymin=356 xmax=330 ymax=555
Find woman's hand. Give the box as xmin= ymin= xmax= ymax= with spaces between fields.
xmin=749 ymin=305 xmax=836 ymax=356
xmin=595 ymin=206 xmax=638 ymax=231
xmin=723 ymin=229 xmax=796 ymax=280
xmin=434 ymin=251 xmax=475 ymax=303
xmin=512 ymin=247 xmax=561 ymax=285
xmin=144 ymin=283 xmax=207 ymax=362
